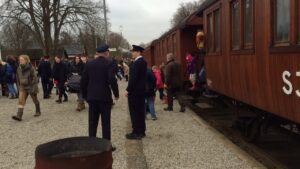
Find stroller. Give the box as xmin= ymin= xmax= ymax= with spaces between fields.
xmin=66 ymin=74 xmax=81 ymax=93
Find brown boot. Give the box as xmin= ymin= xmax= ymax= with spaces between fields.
xmin=12 ymin=108 xmax=23 ymax=121
xmin=34 ymin=103 xmax=41 ymax=117
xmin=76 ymin=102 xmax=85 ymax=112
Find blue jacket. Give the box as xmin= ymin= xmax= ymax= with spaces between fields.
xmin=4 ymin=64 xmax=16 ymax=83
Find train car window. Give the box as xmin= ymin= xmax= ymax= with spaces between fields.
xmin=215 ymin=10 xmax=221 ymax=51
xmin=172 ymin=34 xmax=176 ymax=56
xmin=161 ymin=42 xmax=163 ymax=57
xmin=244 ymin=0 xmax=253 ymax=47
xmin=208 ymin=14 xmax=214 ymax=52
xmin=169 ymin=37 xmax=172 ymax=53
xmin=275 ymin=0 xmax=290 ymax=43
xmin=232 ymin=0 xmax=241 ymax=50
xmin=298 ymin=0 xmax=300 ymax=43
xmin=162 ymin=40 xmax=165 ymax=56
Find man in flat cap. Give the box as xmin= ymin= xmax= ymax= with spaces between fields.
xmin=81 ymin=44 xmax=119 ymax=148
xmin=125 ymin=45 xmax=147 ymax=140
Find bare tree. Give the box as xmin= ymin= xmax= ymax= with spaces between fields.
xmin=171 ymin=0 xmax=204 ymax=27
xmin=78 ymin=25 xmax=106 ymax=56
xmin=108 ymin=32 xmax=130 ymax=50
xmin=0 ymin=20 xmax=33 ymax=52
xmin=59 ymin=30 xmax=76 ymax=47
xmin=0 ymin=0 xmax=105 ymax=56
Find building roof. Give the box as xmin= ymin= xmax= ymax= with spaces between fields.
xmin=63 ymin=44 xmax=84 ymax=56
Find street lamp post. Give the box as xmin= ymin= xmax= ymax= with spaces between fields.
xmin=103 ymin=0 xmax=108 ymax=43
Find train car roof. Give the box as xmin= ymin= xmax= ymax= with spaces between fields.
xmin=147 ymin=0 xmax=218 ymax=47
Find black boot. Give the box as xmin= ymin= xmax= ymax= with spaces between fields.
xmin=56 ymin=98 xmax=62 ymax=103
xmin=179 ymin=106 xmax=186 ymax=113
xmin=63 ymin=95 xmax=68 ymax=102
xmin=34 ymin=103 xmax=41 ymax=117
xmin=164 ymin=107 xmax=173 ymax=111
xmin=12 ymin=108 xmax=23 ymax=121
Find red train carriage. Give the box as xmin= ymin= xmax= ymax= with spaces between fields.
xmin=144 ymin=11 xmax=204 ymax=79
xmin=201 ymin=0 xmax=300 ymax=124
xmin=145 ymin=0 xmax=300 ymax=135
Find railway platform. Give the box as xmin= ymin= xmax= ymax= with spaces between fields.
xmin=0 ymin=81 xmax=265 ymax=169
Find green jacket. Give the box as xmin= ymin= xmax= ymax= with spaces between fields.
xmin=165 ymin=60 xmax=182 ymax=88
xmin=17 ymin=64 xmax=39 ymax=93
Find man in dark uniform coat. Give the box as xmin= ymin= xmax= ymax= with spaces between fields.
xmin=38 ymin=56 xmax=52 ymax=99
xmin=81 ymin=44 xmax=119 ymax=143
xmin=125 ymin=45 xmax=147 ymax=140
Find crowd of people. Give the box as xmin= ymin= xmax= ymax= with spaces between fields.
xmin=0 ymin=44 xmax=189 ymax=151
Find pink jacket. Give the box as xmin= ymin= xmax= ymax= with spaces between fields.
xmin=153 ymin=69 xmax=164 ymax=89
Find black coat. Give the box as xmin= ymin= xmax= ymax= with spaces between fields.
xmin=146 ymin=68 xmax=156 ymax=97
xmin=71 ymin=62 xmax=85 ymax=76
xmin=52 ymin=62 xmax=68 ymax=83
xmin=126 ymin=57 xmax=147 ymax=96
xmin=81 ymin=56 xmax=119 ymax=103
xmin=0 ymin=65 xmax=4 ymax=83
xmin=38 ymin=60 xmax=52 ymax=80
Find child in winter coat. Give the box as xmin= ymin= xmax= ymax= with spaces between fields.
xmin=152 ymin=65 xmax=165 ymax=100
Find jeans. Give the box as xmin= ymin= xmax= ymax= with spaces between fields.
xmin=145 ymin=97 xmax=157 ymax=119
xmin=7 ymin=83 xmax=17 ymax=97
xmin=77 ymin=92 xmax=84 ymax=103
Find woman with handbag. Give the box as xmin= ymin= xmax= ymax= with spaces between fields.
xmin=70 ymin=55 xmax=85 ymax=111
xmin=12 ymin=55 xmax=41 ymax=121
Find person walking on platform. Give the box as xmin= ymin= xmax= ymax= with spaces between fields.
xmin=125 ymin=45 xmax=147 ymax=140
xmin=164 ymin=53 xmax=186 ymax=113
xmin=0 ymin=61 xmax=6 ymax=96
xmin=4 ymin=56 xmax=18 ymax=99
xmin=123 ymin=62 xmax=129 ymax=81
xmin=152 ymin=65 xmax=165 ymax=100
xmin=53 ymin=55 xmax=68 ymax=103
xmin=71 ymin=55 xmax=86 ymax=111
xmin=38 ymin=56 xmax=52 ymax=99
xmin=81 ymin=44 xmax=119 ymax=147
xmin=12 ymin=55 xmax=41 ymax=121
xmin=145 ymin=68 xmax=157 ymax=120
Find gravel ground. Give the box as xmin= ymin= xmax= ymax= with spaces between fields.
xmin=0 ymin=82 xmax=129 ymax=169
xmin=143 ymin=97 xmax=266 ymax=169
xmin=0 ymin=81 xmax=265 ymax=169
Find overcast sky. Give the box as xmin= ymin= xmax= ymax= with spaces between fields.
xmin=107 ymin=0 xmax=197 ymax=45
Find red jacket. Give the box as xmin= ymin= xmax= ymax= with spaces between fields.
xmin=153 ymin=69 xmax=164 ymax=89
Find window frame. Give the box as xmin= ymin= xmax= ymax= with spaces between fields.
xmin=207 ymin=13 xmax=214 ymax=53
xmin=229 ymin=0 xmax=255 ymax=54
xmin=231 ymin=0 xmax=241 ymax=50
xmin=205 ymin=3 xmax=222 ymax=56
xmin=298 ymin=0 xmax=300 ymax=43
xmin=243 ymin=0 xmax=254 ymax=49
xmin=172 ymin=34 xmax=177 ymax=56
xmin=270 ymin=0 xmax=300 ymax=53
xmin=273 ymin=0 xmax=291 ymax=45
xmin=214 ymin=9 xmax=221 ymax=52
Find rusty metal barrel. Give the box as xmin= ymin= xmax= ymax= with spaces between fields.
xmin=35 ymin=137 xmax=113 ymax=169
